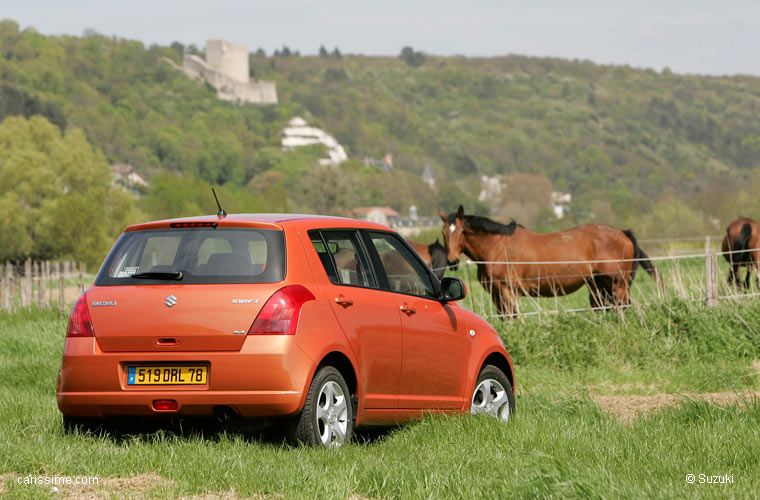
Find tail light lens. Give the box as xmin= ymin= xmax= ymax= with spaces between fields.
xmin=248 ymin=285 xmax=315 ymax=335
xmin=67 ymin=294 xmax=95 ymax=337
xmin=153 ymin=399 xmax=178 ymax=411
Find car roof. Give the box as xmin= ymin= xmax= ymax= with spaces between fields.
xmin=125 ymin=214 xmax=393 ymax=232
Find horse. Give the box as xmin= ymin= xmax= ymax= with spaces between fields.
xmin=408 ymin=239 xmax=453 ymax=279
xmin=721 ymin=217 xmax=760 ymax=290
xmin=439 ymin=205 xmax=661 ymax=317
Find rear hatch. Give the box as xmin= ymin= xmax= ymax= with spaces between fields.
xmin=89 ymin=225 xmax=286 ymax=352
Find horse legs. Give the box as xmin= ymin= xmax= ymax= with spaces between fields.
xmin=588 ymin=275 xmax=613 ymax=310
xmin=743 ymin=266 xmax=752 ymax=290
xmin=490 ymin=283 xmax=518 ymax=319
xmin=728 ymin=263 xmax=741 ymax=287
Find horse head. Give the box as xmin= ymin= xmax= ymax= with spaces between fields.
xmin=439 ymin=205 xmax=466 ymax=267
xmin=429 ymin=239 xmax=457 ymax=279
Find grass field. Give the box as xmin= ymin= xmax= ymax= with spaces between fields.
xmin=1 ymin=298 xmax=759 ymax=499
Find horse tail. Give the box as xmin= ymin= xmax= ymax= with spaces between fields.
xmin=623 ymin=230 xmax=662 ymax=288
xmin=733 ymin=223 xmax=753 ymax=264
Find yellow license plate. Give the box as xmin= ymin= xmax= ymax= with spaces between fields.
xmin=127 ymin=366 xmax=207 ymax=385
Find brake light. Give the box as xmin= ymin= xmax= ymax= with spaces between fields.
xmin=66 ymin=294 xmax=95 ymax=337
xmin=169 ymin=222 xmax=218 ymax=228
xmin=248 ymin=285 xmax=316 ymax=335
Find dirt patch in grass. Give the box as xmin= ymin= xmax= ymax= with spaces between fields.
xmin=593 ymin=391 xmax=760 ymax=423
xmin=1 ymin=472 xmax=165 ymax=499
xmin=0 ymin=471 xmax=282 ymax=500
xmin=180 ymin=491 xmax=276 ymax=500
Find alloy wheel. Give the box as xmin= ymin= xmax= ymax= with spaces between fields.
xmin=471 ymin=378 xmax=511 ymax=421
xmin=316 ymin=380 xmax=348 ymax=447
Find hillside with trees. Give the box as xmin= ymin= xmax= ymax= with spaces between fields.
xmin=2 ymin=19 xmax=760 ymax=263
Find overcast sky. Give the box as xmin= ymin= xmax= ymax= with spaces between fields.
xmin=5 ymin=0 xmax=760 ymax=76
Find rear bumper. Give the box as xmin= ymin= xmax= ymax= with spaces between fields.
xmin=57 ymin=335 xmax=315 ymax=418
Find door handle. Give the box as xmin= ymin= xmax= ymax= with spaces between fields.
xmin=399 ymin=303 xmax=416 ymax=316
xmin=335 ymin=295 xmax=354 ymax=308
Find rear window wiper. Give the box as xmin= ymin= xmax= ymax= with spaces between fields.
xmin=130 ymin=271 xmax=184 ymax=281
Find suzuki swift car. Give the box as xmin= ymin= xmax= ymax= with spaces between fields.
xmin=57 ymin=214 xmax=515 ymax=446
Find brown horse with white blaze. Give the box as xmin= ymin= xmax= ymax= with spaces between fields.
xmin=721 ymin=217 xmax=760 ymax=290
xmin=439 ymin=206 xmax=661 ymax=317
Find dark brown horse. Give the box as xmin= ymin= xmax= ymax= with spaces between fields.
xmin=721 ymin=217 xmax=760 ymax=290
xmin=409 ymin=239 xmax=451 ymax=279
xmin=439 ymin=206 xmax=661 ymax=316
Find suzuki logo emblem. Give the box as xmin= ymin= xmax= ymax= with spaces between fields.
xmin=164 ymin=295 xmax=178 ymax=307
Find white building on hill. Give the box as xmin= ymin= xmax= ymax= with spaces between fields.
xmin=282 ymin=117 xmax=348 ymax=166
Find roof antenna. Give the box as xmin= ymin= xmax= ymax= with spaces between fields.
xmin=212 ymin=188 xmax=227 ymax=218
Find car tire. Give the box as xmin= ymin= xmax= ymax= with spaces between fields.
xmin=290 ymin=366 xmax=353 ymax=447
xmin=470 ymin=365 xmax=515 ymax=421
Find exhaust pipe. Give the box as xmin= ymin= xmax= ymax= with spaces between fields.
xmin=213 ymin=406 xmax=240 ymax=423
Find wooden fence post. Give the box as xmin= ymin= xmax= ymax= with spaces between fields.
xmin=33 ymin=261 xmax=39 ymax=306
xmin=0 ymin=263 xmax=7 ymax=312
xmin=705 ymin=253 xmax=718 ymax=307
xmin=21 ymin=258 xmax=32 ymax=308
xmin=3 ymin=262 xmax=13 ymax=311
xmin=78 ymin=261 xmax=85 ymax=294
xmin=57 ymin=262 xmax=65 ymax=310
xmin=39 ymin=260 xmax=48 ymax=306
xmin=465 ymin=260 xmax=474 ymax=313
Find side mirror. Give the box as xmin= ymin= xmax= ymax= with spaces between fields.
xmin=440 ymin=277 xmax=466 ymax=302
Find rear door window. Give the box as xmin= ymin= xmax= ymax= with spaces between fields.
xmin=310 ymin=230 xmax=377 ymax=288
xmin=367 ymin=231 xmax=436 ymax=298
xmin=95 ymin=228 xmax=285 ymax=285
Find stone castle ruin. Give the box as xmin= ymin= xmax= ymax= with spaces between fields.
xmin=176 ymin=39 xmax=277 ymax=105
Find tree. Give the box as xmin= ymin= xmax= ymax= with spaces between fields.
xmin=399 ymin=46 xmax=426 ymax=67
xmin=319 ymin=45 xmax=329 ymax=57
xmin=0 ymin=84 xmax=67 ymax=130
xmin=170 ymin=41 xmax=184 ymax=59
xmin=497 ymin=173 xmax=553 ymax=225
xmin=0 ymin=115 xmax=139 ymax=265
xmin=437 ymin=182 xmax=489 ymax=216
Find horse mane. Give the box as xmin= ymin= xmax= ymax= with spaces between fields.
xmin=447 ymin=213 xmax=521 ymax=235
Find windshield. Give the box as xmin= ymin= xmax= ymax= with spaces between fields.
xmin=95 ymin=227 xmax=286 ymax=285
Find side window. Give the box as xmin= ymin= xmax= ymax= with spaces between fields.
xmin=309 ymin=231 xmax=338 ymax=283
xmin=196 ymin=237 xmax=232 ymax=267
xmin=313 ymin=230 xmax=376 ymax=288
xmin=369 ymin=232 xmax=436 ymax=298
xmin=136 ymin=236 xmax=181 ymax=272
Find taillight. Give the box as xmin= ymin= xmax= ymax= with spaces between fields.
xmin=66 ymin=294 xmax=95 ymax=338
xmin=153 ymin=399 xmax=178 ymax=411
xmin=248 ymin=285 xmax=316 ymax=335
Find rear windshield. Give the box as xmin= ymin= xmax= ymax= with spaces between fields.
xmin=95 ymin=228 xmax=285 ymax=285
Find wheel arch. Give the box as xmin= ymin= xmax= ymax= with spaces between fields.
xmin=479 ymin=351 xmax=515 ymax=394
xmin=315 ymin=351 xmax=358 ymax=402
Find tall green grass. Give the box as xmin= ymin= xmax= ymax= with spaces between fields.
xmin=1 ymin=305 xmax=759 ymax=498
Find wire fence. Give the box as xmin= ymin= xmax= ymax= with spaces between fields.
xmin=452 ymin=242 xmax=760 ymax=320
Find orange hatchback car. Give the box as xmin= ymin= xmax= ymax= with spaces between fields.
xmin=57 ymin=214 xmax=515 ymax=446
